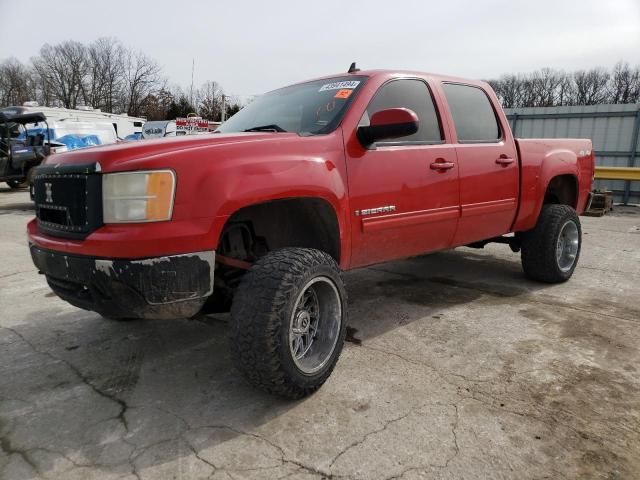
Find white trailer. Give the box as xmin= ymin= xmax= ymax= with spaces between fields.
xmin=0 ymin=103 xmax=145 ymax=139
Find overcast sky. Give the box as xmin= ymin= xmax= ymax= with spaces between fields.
xmin=2 ymin=0 xmax=639 ymax=99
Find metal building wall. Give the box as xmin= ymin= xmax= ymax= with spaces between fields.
xmin=505 ymin=104 xmax=640 ymax=204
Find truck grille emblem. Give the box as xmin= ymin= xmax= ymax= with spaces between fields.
xmin=45 ymin=183 xmax=53 ymax=203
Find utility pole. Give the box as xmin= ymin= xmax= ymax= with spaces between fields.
xmin=221 ymin=94 xmax=226 ymax=122
xmin=190 ymin=58 xmax=195 ymax=108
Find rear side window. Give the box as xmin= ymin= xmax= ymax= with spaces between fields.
xmin=361 ymin=79 xmax=442 ymax=143
xmin=442 ymin=83 xmax=500 ymax=142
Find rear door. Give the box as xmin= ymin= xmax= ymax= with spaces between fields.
xmin=346 ymin=78 xmax=460 ymax=267
xmin=440 ymin=83 xmax=519 ymax=245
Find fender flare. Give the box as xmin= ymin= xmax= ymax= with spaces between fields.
xmin=513 ymin=149 xmax=580 ymax=232
xmin=209 ymin=192 xmax=350 ymax=268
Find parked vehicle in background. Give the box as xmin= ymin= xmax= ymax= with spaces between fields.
xmin=21 ymin=120 xmax=118 ymax=151
xmin=0 ymin=111 xmax=51 ymax=189
xmin=27 ymin=68 xmax=595 ymax=399
xmin=123 ymin=133 xmax=143 ymax=142
xmin=0 ymin=104 xmax=144 ymax=139
xmin=142 ymin=120 xmax=177 ymax=139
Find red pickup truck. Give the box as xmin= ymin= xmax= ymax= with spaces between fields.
xmin=28 ymin=68 xmax=594 ymax=398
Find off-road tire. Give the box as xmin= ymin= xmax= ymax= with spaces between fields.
xmin=230 ymin=248 xmax=347 ymax=399
xmin=521 ymin=204 xmax=582 ymax=283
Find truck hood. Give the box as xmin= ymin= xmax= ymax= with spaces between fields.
xmin=43 ymin=132 xmax=302 ymax=171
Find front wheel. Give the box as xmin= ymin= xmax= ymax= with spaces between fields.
xmin=521 ymin=204 xmax=582 ymax=283
xmin=230 ymin=248 xmax=347 ymax=399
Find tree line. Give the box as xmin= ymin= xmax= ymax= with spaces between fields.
xmin=0 ymin=38 xmax=241 ymax=120
xmin=487 ymin=62 xmax=640 ymax=108
xmin=2 ymin=38 xmax=639 ymax=116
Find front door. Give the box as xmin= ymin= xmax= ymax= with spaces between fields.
xmin=346 ymin=78 xmax=460 ymax=268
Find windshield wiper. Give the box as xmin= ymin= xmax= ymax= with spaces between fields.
xmin=243 ymin=124 xmax=287 ymax=132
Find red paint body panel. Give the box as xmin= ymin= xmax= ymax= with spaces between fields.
xmin=27 ymin=69 xmax=595 ymax=270
xmin=511 ymin=138 xmax=594 ymax=231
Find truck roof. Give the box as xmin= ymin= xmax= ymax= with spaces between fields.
xmin=289 ymin=69 xmax=488 ymax=89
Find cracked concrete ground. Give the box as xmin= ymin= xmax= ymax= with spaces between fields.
xmin=1 ymin=187 xmax=639 ymax=480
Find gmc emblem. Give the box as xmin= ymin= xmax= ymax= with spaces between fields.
xmin=44 ymin=183 xmax=53 ymax=203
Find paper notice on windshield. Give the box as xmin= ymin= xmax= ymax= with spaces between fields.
xmin=319 ymin=81 xmax=360 ymax=92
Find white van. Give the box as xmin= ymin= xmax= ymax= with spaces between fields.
xmin=1 ymin=104 xmax=144 ymax=139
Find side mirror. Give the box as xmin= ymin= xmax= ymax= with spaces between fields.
xmin=357 ymin=108 xmax=419 ymax=147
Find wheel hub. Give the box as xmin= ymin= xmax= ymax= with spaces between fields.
xmin=293 ymin=310 xmax=311 ymax=334
xmin=289 ymin=276 xmax=342 ymax=375
xmin=556 ymin=220 xmax=579 ymax=272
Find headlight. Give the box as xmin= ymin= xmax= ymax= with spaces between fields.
xmin=103 ymin=170 xmax=175 ymax=223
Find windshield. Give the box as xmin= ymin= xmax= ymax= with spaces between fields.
xmin=216 ymin=76 xmax=367 ymax=135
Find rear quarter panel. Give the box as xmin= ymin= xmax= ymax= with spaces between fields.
xmin=512 ymin=138 xmax=594 ymax=232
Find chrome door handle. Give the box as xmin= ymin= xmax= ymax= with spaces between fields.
xmin=430 ymin=160 xmax=455 ymax=170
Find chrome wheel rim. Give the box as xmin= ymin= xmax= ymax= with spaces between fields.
xmin=289 ymin=276 xmax=342 ymax=375
xmin=556 ymin=220 xmax=579 ymax=272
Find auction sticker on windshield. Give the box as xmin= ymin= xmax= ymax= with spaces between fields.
xmin=319 ymin=81 xmax=361 ymax=92
xmin=334 ymin=89 xmax=353 ymax=99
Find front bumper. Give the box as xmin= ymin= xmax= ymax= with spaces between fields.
xmin=30 ymin=245 xmax=215 ymax=319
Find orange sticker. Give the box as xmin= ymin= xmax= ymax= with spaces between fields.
xmin=334 ymin=89 xmax=353 ymax=99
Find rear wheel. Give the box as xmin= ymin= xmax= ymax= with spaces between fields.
xmin=521 ymin=204 xmax=582 ymax=283
xmin=6 ymin=179 xmax=28 ymax=189
xmin=230 ymin=248 xmax=347 ymax=399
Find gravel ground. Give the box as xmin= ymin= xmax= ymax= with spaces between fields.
xmin=1 ymin=187 xmax=639 ymax=480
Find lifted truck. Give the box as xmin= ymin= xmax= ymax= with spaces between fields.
xmin=28 ymin=68 xmax=595 ymax=398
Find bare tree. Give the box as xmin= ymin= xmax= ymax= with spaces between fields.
xmin=556 ymin=72 xmax=577 ymax=106
xmin=32 ymin=41 xmax=89 ymax=108
xmin=197 ymin=80 xmax=224 ymax=120
xmin=608 ymin=61 xmax=640 ymax=104
xmin=530 ymin=68 xmax=563 ymax=107
xmin=29 ymin=69 xmax=54 ymax=107
xmin=123 ymin=51 xmax=161 ymax=116
xmin=573 ymin=68 xmax=610 ymax=105
xmin=501 ymin=75 xmax=524 ymax=108
xmin=0 ymin=58 xmax=32 ymax=106
xmin=518 ymin=75 xmax=537 ymax=107
xmin=84 ymin=37 xmax=126 ymax=112
xmin=139 ymin=87 xmax=175 ymax=120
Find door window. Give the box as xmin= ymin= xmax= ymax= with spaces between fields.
xmin=442 ymin=83 xmax=501 ymax=142
xmin=360 ymin=79 xmax=443 ymax=144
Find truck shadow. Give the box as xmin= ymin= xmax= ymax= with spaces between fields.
xmin=6 ymin=248 xmax=550 ymax=478
xmin=344 ymin=248 xmax=545 ymax=342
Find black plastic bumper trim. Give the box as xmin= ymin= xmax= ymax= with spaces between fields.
xmin=30 ymin=245 xmax=215 ymax=319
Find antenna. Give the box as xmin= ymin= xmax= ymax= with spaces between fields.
xmin=348 ymin=62 xmax=360 ymax=73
